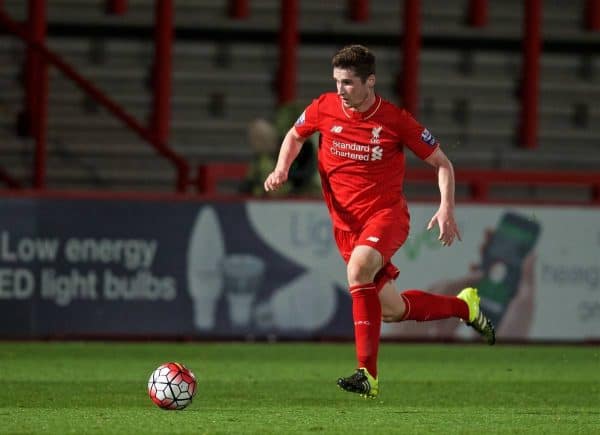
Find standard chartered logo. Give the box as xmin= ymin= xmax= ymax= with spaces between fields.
xmin=330 ymin=140 xmax=383 ymax=161
xmin=371 ymin=146 xmax=383 ymax=161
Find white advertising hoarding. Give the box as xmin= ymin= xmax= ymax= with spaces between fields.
xmin=0 ymin=197 xmax=597 ymax=341
xmin=247 ymin=201 xmax=599 ymax=341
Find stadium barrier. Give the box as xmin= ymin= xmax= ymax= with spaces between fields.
xmin=0 ymin=191 xmax=598 ymax=342
xmin=197 ymin=162 xmax=600 ymax=204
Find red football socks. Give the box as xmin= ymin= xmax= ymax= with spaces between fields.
xmin=350 ymin=283 xmax=381 ymax=378
xmin=400 ymin=289 xmax=469 ymax=321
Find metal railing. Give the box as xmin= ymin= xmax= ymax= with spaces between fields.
xmin=197 ymin=162 xmax=600 ymax=205
xmin=0 ymin=1 xmax=190 ymax=191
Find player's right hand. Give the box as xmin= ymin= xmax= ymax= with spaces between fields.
xmin=264 ymin=169 xmax=288 ymax=192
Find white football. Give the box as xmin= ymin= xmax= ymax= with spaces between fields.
xmin=147 ymin=362 xmax=197 ymax=410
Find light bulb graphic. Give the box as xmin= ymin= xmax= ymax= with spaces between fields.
xmin=187 ymin=206 xmax=225 ymax=331
xmin=254 ymin=270 xmax=336 ymax=332
xmin=220 ymin=254 xmax=265 ymax=330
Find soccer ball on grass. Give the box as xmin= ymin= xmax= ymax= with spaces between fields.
xmin=147 ymin=362 xmax=197 ymax=410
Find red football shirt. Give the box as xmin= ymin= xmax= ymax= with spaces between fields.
xmin=294 ymin=92 xmax=439 ymax=231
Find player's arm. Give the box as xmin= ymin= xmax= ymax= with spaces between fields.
xmin=264 ymin=127 xmax=307 ymax=192
xmin=424 ymin=147 xmax=462 ymax=246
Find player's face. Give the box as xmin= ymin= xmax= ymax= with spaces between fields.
xmin=333 ymin=68 xmax=373 ymax=110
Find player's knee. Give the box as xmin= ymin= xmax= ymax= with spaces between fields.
xmin=346 ymin=262 xmax=375 ymax=286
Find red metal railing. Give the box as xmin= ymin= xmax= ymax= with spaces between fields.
xmin=405 ymin=168 xmax=600 ymax=204
xmin=23 ymin=0 xmax=48 ymax=188
xmin=349 ymin=0 xmax=369 ymax=22
xmin=229 ymin=0 xmax=249 ymax=19
xmin=198 ymin=162 xmax=600 ymax=204
xmin=2 ymin=163 xmax=598 ymax=206
xmin=106 ymin=0 xmax=128 ymax=15
xmin=0 ymin=1 xmax=597 ymax=192
xmin=151 ymin=0 xmax=174 ymax=152
xmin=335 ymin=0 xmax=542 ymax=146
xmin=468 ymin=0 xmax=489 ymax=27
xmin=0 ymin=2 xmax=190 ymax=191
xmin=196 ymin=162 xmax=248 ymax=194
xmin=401 ymin=0 xmax=421 ymax=116
xmin=586 ymin=0 xmax=600 ymax=31
xmin=277 ymin=0 xmax=299 ymax=105
xmin=520 ymin=0 xmax=542 ymax=149
xmin=0 ymin=168 xmax=21 ymax=188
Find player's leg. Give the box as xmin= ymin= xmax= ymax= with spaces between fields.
xmin=380 ymin=282 xmax=469 ymax=322
xmin=337 ymin=244 xmax=382 ymax=398
xmin=347 ymin=244 xmax=382 ymax=375
xmin=336 ymin=207 xmax=407 ymax=398
xmin=378 ymin=277 xmax=495 ymax=344
xmin=378 ymin=280 xmax=405 ymax=322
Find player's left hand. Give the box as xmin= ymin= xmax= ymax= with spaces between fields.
xmin=427 ymin=207 xmax=462 ymax=247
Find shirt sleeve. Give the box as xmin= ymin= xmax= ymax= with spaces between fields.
xmin=293 ymin=98 xmax=320 ymax=138
xmin=396 ymin=109 xmax=439 ymax=160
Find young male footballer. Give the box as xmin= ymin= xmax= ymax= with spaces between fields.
xmin=264 ymin=45 xmax=495 ymax=398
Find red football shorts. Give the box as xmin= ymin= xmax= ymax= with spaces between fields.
xmin=333 ymin=203 xmax=409 ymax=289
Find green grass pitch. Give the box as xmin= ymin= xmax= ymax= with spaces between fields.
xmin=0 ymin=342 xmax=598 ymax=434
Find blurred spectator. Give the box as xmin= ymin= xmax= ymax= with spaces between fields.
xmin=240 ymin=104 xmax=319 ymax=197
xmin=239 ymin=118 xmax=288 ymax=196
xmin=274 ymin=103 xmax=319 ymax=196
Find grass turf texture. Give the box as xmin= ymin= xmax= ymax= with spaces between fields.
xmin=0 ymin=343 xmax=598 ymax=434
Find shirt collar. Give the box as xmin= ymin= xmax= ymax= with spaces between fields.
xmin=341 ymin=94 xmax=382 ymax=120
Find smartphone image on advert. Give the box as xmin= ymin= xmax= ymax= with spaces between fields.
xmin=476 ymin=212 xmax=541 ymax=326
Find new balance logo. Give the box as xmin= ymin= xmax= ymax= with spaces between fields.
xmin=330 ymin=125 xmax=343 ymax=133
xmin=371 ymin=146 xmax=383 ymax=161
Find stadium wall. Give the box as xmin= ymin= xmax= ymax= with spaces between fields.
xmin=0 ymin=192 xmax=598 ymax=343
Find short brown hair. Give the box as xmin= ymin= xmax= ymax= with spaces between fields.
xmin=331 ymin=45 xmax=376 ymax=82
